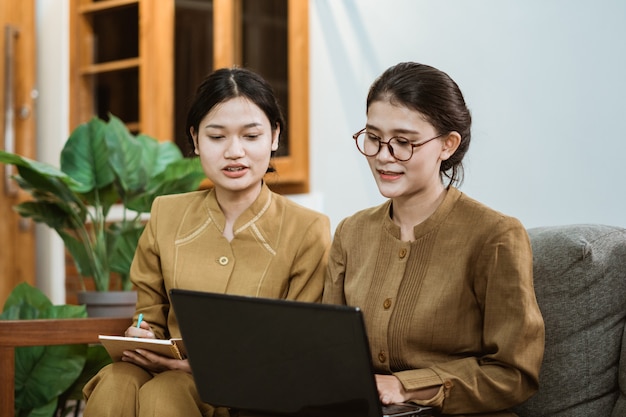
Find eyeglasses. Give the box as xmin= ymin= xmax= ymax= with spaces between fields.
xmin=352 ymin=128 xmax=445 ymax=162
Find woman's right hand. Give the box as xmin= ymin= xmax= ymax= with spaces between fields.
xmin=124 ymin=321 xmax=155 ymax=339
xmin=123 ymin=349 xmax=192 ymax=374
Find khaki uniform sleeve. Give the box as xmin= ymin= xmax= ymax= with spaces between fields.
xmin=323 ymin=218 xmax=348 ymax=305
xmin=130 ymin=197 xmax=169 ymax=339
xmin=395 ymin=220 xmax=545 ymax=414
xmin=285 ymin=214 xmax=331 ymax=303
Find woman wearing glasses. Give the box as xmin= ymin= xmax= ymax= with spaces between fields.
xmin=324 ymin=62 xmax=544 ymax=415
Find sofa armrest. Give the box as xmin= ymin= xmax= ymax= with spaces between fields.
xmin=514 ymin=224 xmax=626 ymax=416
xmin=0 ymin=317 xmax=132 ymax=417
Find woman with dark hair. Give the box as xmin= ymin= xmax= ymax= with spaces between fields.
xmin=323 ymin=62 xmax=544 ymax=415
xmin=83 ymin=67 xmax=330 ymax=417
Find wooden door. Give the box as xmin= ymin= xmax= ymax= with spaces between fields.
xmin=0 ymin=0 xmax=37 ymax=307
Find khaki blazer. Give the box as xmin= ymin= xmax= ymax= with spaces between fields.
xmin=132 ymin=183 xmax=331 ymax=339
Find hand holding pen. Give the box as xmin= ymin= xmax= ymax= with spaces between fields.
xmin=125 ymin=313 xmax=155 ymax=338
xmin=121 ymin=312 xmax=190 ymax=373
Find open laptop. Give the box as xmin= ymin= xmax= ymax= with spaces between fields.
xmin=170 ymin=289 xmax=435 ymax=417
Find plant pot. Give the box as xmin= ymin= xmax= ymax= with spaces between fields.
xmin=77 ymin=290 xmax=137 ymax=318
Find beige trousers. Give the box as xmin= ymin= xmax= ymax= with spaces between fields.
xmin=82 ymin=361 xmax=230 ymax=417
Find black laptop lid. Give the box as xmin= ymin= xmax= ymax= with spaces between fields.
xmin=170 ymin=289 xmax=382 ymax=417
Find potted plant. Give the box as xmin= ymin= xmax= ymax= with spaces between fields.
xmin=0 ymin=114 xmax=206 ymax=316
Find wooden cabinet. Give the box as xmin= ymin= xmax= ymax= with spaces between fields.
xmin=69 ymin=0 xmax=309 ymax=194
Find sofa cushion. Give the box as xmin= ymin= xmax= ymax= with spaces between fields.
xmin=513 ymin=224 xmax=626 ymax=417
xmin=613 ymin=323 xmax=626 ymax=417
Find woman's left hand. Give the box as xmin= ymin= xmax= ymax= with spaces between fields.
xmin=375 ymin=374 xmax=408 ymax=404
xmin=376 ymin=374 xmax=441 ymax=405
xmin=121 ymin=349 xmax=192 ymax=374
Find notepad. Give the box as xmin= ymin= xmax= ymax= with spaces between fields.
xmin=99 ymin=335 xmax=187 ymax=361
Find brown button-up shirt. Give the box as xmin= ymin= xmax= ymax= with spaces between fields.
xmin=324 ymin=187 xmax=545 ymax=415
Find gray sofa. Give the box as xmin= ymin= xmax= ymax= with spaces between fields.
xmin=513 ymin=224 xmax=626 ymax=417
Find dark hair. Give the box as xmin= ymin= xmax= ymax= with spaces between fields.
xmin=366 ymin=62 xmax=472 ymax=187
xmin=185 ymin=67 xmax=285 ymax=171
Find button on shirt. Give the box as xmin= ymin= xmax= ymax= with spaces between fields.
xmin=340 ymin=234 xmax=414 ymax=373
xmin=368 ymin=238 xmax=418 ymax=372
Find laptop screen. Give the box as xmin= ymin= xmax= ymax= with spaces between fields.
xmin=170 ymin=289 xmax=382 ymax=417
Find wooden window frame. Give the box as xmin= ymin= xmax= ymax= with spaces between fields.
xmin=70 ymin=0 xmax=309 ymax=195
xmin=214 ymin=0 xmax=309 ymax=194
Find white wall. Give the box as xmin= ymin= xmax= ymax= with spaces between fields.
xmin=35 ymin=0 xmax=69 ymax=303
xmin=310 ymin=0 xmax=626 ymax=231
xmin=35 ymin=0 xmax=626 ymax=300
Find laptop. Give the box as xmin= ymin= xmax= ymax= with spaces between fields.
xmin=170 ymin=289 xmax=435 ymax=417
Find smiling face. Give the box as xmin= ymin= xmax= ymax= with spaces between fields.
xmin=365 ymin=99 xmax=458 ymax=203
xmin=191 ymin=96 xmax=279 ymax=201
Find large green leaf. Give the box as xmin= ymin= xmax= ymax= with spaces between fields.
xmin=1 ymin=283 xmax=52 ymax=314
xmin=17 ymin=166 xmax=76 ymax=198
xmin=13 ymin=169 xmax=88 ymax=233
xmin=14 ymin=201 xmax=81 ymax=231
xmin=0 ymin=151 xmax=72 ymax=182
xmin=107 ymin=222 xmax=145 ymax=278
xmin=0 ymin=152 xmax=83 ymax=195
xmin=61 ymin=117 xmax=115 ymax=194
xmin=105 ymin=115 xmax=148 ymax=197
xmin=1 ymin=303 xmax=39 ymax=321
xmin=15 ymin=344 xmax=86 ymax=411
xmin=127 ymin=157 xmax=205 ymax=213
xmin=12 ymin=170 xmax=84 ymax=217
xmin=45 ymin=304 xmax=88 ymax=319
xmin=22 ymin=397 xmax=58 ymax=417
xmin=138 ymin=134 xmax=185 ymax=178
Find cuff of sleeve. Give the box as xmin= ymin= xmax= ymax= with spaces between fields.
xmin=410 ymin=386 xmax=445 ymax=408
xmin=394 ymin=367 xmax=444 ymax=389
xmin=394 ymin=368 xmax=446 ymax=408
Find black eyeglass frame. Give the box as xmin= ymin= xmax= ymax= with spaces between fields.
xmin=352 ymin=128 xmax=446 ymax=162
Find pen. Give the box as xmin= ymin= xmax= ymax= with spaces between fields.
xmin=136 ymin=313 xmax=143 ymax=329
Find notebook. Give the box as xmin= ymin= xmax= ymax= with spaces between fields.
xmin=170 ymin=289 xmax=434 ymax=417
